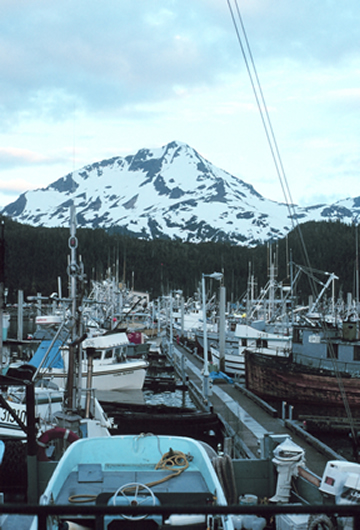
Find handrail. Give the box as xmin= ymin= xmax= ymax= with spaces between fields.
xmin=1 ymin=501 xmax=360 ymax=529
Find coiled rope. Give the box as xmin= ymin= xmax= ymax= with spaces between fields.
xmin=212 ymin=455 xmax=237 ymax=505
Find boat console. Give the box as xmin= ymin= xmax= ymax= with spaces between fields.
xmin=320 ymin=460 xmax=360 ymax=501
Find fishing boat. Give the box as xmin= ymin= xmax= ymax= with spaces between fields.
xmin=0 ymin=374 xmax=64 ymax=439
xmin=22 ymin=328 xmax=149 ymax=392
xmin=100 ymin=401 xmax=225 ymax=449
xmin=244 ymin=315 xmax=360 ymax=418
xmin=210 ymin=323 xmax=291 ymax=376
xmin=39 ymin=433 xmax=235 ymax=530
xmin=4 ymin=429 xmax=360 ymax=528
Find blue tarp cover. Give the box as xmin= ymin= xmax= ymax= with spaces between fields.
xmin=209 ymin=371 xmax=234 ymax=384
xmin=29 ymin=340 xmax=64 ymax=369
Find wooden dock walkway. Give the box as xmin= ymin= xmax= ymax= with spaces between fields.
xmin=171 ymin=342 xmax=346 ymax=478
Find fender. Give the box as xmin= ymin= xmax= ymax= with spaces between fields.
xmin=37 ymin=427 xmax=79 ymax=461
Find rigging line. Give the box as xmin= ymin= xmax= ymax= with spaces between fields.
xmin=233 ymin=0 xmax=295 ymax=213
xmin=232 ymin=0 xmax=317 ymax=282
xmin=226 ymin=0 xmax=289 ymax=213
xmin=226 ymin=0 xmax=318 ymax=300
xmin=226 ymin=0 xmax=358 ymax=439
xmin=227 ymin=0 xmax=292 ymax=214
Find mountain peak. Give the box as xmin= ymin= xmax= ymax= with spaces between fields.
xmin=1 ymin=141 xmax=360 ymax=246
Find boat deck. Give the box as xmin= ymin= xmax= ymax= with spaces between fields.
xmin=56 ymin=466 xmax=213 ymax=505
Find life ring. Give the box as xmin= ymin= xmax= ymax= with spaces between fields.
xmin=37 ymin=427 xmax=79 ymax=461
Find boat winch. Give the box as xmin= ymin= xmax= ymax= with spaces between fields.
xmin=269 ymin=437 xmax=305 ymax=503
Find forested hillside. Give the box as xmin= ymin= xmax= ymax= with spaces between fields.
xmin=0 ymin=217 xmax=358 ymax=305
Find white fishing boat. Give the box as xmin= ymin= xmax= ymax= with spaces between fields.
xmin=40 ymin=433 xmax=235 ymax=530
xmin=25 ymin=329 xmax=149 ymax=392
xmin=0 ymin=378 xmax=64 ymax=440
xmin=0 ymin=365 xmax=112 ymax=443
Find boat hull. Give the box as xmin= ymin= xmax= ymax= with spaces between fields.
xmin=100 ymin=401 xmax=225 ymax=449
xmin=0 ymin=387 xmax=63 ymax=439
xmin=41 ymin=434 xmax=234 ymax=530
xmin=245 ymin=349 xmax=360 ymax=416
xmin=210 ymin=346 xmax=245 ymax=376
xmin=49 ymin=361 xmax=147 ymax=391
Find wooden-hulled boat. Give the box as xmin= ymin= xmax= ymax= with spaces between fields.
xmin=245 ymin=318 xmax=360 ymax=417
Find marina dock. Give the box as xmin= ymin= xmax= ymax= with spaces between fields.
xmin=171 ymin=341 xmax=346 ymax=478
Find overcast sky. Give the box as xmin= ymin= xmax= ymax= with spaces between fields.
xmin=0 ymin=0 xmax=359 ymax=209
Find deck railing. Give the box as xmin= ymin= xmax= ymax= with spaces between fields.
xmin=1 ymin=502 xmax=360 ymax=529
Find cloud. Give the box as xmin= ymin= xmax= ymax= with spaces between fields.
xmin=0 ymin=147 xmax=63 ymax=170
xmin=0 ymin=0 xmax=358 ymax=129
xmin=0 ymin=177 xmax=38 ymax=194
xmin=0 ymin=1 xmax=237 ymax=123
xmin=0 ymin=1 xmax=358 ymax=208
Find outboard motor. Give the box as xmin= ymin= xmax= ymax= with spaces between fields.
xmin=270 ymin=437 xmax=305 ymax=503
xmin=320 ymin=460 xmax=360 ymax=529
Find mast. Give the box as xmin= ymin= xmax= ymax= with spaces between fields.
xmin=67 ymin=204 xmax=85 ymax=409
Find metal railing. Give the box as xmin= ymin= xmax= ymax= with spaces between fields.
xmin=1 ymin=502 xmax=360 ymax=530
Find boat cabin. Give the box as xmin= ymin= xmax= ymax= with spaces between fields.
xmin=292 ymin=321 xmax=360 ymax=374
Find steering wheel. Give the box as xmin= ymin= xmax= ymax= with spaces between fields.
xmin=112 ymin=482 xmax=157 ymax=520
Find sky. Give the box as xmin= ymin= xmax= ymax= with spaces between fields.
xmin=0 ymin=0 xmax=359 ymax=209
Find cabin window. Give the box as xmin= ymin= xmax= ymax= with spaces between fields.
xmin=104 ymin=349 xmax=113 ymax=359
xmin=241 ymin=338 xmax=247 ymax=347
xmin=327 ymin=343 xmax=338 ymax=359
xmin=93 ymin=350 xmax=102 ymax=360
xmin=115 ymin=347 xmax=125 ymax=361
xmin=354 ymin=345 xmax=360 ymax=361
xmin=293 ymin=328 xmax=303 ymax=344
xmin=256 ymin=339 xmax=268 ymax=348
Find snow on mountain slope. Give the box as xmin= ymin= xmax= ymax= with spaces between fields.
xmin=2 ymin=141 xmax=359 ymax=246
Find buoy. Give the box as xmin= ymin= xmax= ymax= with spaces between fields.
xmin=37 ymin=427 xmax=79 ymax=461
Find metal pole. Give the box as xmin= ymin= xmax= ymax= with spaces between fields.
xmin=169 ymin=294 xmax=173 ymax=362
xmin=219 ymin=285 xmax=226 ymax=373
xmin=202 ymin=274 xmax=209 ymax=409
xmin=17 ymin=290 xmax=24 ymax=342
xmin=180 ymin=295 xmax=185 ymax=337
xmin=85 ymin=348 xmax=95 ymax=418
xmin=26 ymin=382 xmax=39 ymax=503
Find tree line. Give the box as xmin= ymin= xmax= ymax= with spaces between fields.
xmin=0 ymin=217 xmax=358 ymax=306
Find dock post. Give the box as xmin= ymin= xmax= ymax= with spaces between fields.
xmin=26 ymin=382 xmax=39 ymax=503
xmin=17 ymin=290 xmax=24 ymax=341
xmin=219 ymin=284 xmax=226 ymax=373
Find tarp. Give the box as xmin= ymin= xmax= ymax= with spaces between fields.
xmin=209 ymin=371 xmax=234 ymax=384
xmin=28 ymin=340 xmax=64 ymax=369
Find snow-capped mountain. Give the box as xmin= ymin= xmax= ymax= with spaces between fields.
xmin=2 ymin=141 xmax=359 ymax=246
